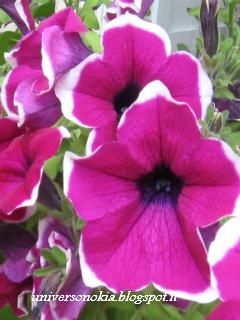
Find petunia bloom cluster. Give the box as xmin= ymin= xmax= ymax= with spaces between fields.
xmin=2 ymin=7 xmax=90 ymax=129
xmin=0 ymin=3 xmax=240 ymax=319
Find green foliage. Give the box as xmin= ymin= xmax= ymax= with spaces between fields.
xmin=177 ymin=43 xmax=190 ymax=52
xmin=200 ymin=104 xmax=240 ymax=153
xmin=0 ymin=31 xmax=20 ymax=65
xmin=83 ymin=31 xmax=103 ymax=53
xmin=0 ymin=305 xmax=19 ymax=320
xmin=31 ymin=0 xmax=55 ymax=19
xmin=187 ymin=7 xmax=200 ymax=19
xmin=34 ymin=265 xmax=61 ymax=277
xmin=190 ymin=0 xmax=240 ymax=95
xmin=0 ymin=10 xmax=10 ymax=24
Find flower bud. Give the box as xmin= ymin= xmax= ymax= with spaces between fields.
xmin=200 ymin=0 xmax=219 ymax=56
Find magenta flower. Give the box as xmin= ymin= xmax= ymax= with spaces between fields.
xmin=63 ymin=82 xmax=240 ymax=301
xmin=0 ymin=119 xmax=69 ymax=222
xmin=0 ymin=0 xmax=34 ymax=34
xmin=56 ymin=14 xmax=212 ymax=152
xmin=107 ymin=0 xmax=153 ymax=19
xmin=30 ymin=218 xmax=91 ymax=320
xmin=1 ymin=8 xmax=90 ymax=129
xmin=0 ymin=224 xmax=35 ymax=316
xmin=0 ymin=273 xmax=32 ymax=316
xmin=208 ymin=217 xmax=240 ymax=302
xmin=206 ymin=300 xmax=240 ymax=320
xmin=107 ymin=0 xmax=142 ymax=19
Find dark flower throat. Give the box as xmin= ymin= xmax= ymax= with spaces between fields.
xmin=137 ymin=164 xmax=184 ymax=206
xmin=113 ymin=82 xmax=141 ymax=116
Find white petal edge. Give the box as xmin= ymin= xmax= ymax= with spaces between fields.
xmin=1 ymin=71 xmax=19 ymax=121
xmin=79 ymin=234 xmax=218 ymax=302
xmin=214 ymin=138 xmax=240 ymax=218
xmin=119 ymin=80 xmax=201 ymax=131
xmin=41 ymin=28 xmax=56 ymax=89
xmin=86 ymin=129 xmax=96 ymax=156
xmin=15 ymin=0 xmax=31 ymax=31
xmin=102 ymin=13 xmax=171 ymax=57
xmin=79 ymin=235 xmax=118 ymax=293
xmin=208 ymin=217 xmax=240 ymax=266
xmin=153 ymin=283 xmax=218 ymax=304
xmin=55 ymin=53 xmax=101 ymax=128
xmin=10 ymin=126 xmax=69 ymax=213
xmin=116 ymin=0 xmax=141 ymax=12
xmin=63 ymin=151 xmax=79 ymax=199
xmin=169 ymin=51 xmax=213 ymax=120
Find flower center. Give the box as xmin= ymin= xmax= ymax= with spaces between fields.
xmin=113 ymin=82 xmax=141 ymax=116
xmin=137 ymin=164 xmax=183 ymax=205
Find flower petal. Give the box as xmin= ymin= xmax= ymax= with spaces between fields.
xmin=39 ymin=7 xmax=87 ymax=33
xmin=86 ymin=122 xmax=117 ymax=154
xmin=178 ymin=139 xmax=240 ymax=226
xmin=56 ymin=13 xmax=171 ymax=130
xmin=14 ymin=71 xmax=62 ymax=128
xmin=64 ymin=143 xmax=143 ymax=220
xmin=0 ymin=0 xmax=34 ymax=34
xmin=0 ymin=118 xmax=24 ymax=153
xmin=5 ymin=31 xmax=42 ymax=69
xmin=80 ymin=201 xmax=217 ymax=302
xmin=102 ymin=13 xmax=171 ymax=85
xmin=206 ymin=301 xmax=240 ymax=320
xmin=0 ymin=224 xmax=35 ymax=283
xmin=55 ymin=54 xmax=119 ymax=128
xmin=0 ymin=127 xmax=69 ymax=217
xmin=118 ymin=80 xmax=201 ymax=172
xmin=1 ymin=65 xmax=33 ymax=119
xmin=41 ymin=25 xmax=91 ymax=88
xmin=208 ymin=217 xmax=240 ymax=301
xmin=159 ymin=52 xmax=213 ymax=118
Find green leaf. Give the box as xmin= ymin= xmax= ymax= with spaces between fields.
xmin=206 ymin=104 xmax=215 ymax=122
xmin=34 ymin=266 xmax=60 ymax=277
xmin=32 ymin=0 xmax=55 ymax=19
xmin=0 ymin=31 xmax=21 ymax=65
xmin=177 ymin=43 xmax=190 ymax=52
xmin=44 ymin=155 xmax=62 ymax=180
xmin=105 ymin=300 xmax=136 ymax=313
xmin=83 ymin=0 xmax=101 ymax=8
xmin=141 ymin=301 xmax=181 ymax=320
xmin=41 ymin=249 xmax=60 ymax=266
xmin=187 ymin=7 xmax=200 ymax=19
xmin=0 ymin=10 xmax=10 ymax=24
xmin=221 ymin=110 xmax=229 ymax=127
xmin=83 ymin=31 xmax=102 ymax=53
xmin=51 ymin=246 xmax=67 ymax=267
xmin=41 ymin=246 xmax=67 ymax=268
xmin=215 ymin=86 xmax=235 ymax=99
xmin=80 ymin=8 xmax=100 ymax=30
xmin=80 ymin=301 xmax=102 ymax=320
xmin=227 ymin=131 xmax=240 ymax=147
xmin=0 ymin=305 xmax=19 ymax=320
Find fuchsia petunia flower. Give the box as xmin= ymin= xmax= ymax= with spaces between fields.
xmin=1 ymin=8 xmax=90 ymax=129
xmin=208 ymin=217 xmax=240 ymax=302
xmin=64 ymin=82 xmax=240 ymax=302
xmin=0 ymin=224 xmax=35 ymax=316
xmin=107 ymin=0 xmax=153 ymax=20
xmin=0 ymin=118 xmax=30 ymax=222
xmin=55 ymin=13 xmax=213 ymax=152
xmin=0 ymin=0 xmax=34 ymax=34
xmin=0 ymin=119 xmax=69 ymax=222
xmin=30 ymin=217 xmax=91 ymax=320
xmin=206 ymin=300 xmax=240 ymax=320
xmin=107 ymin=0 xmax=142 ymax=19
